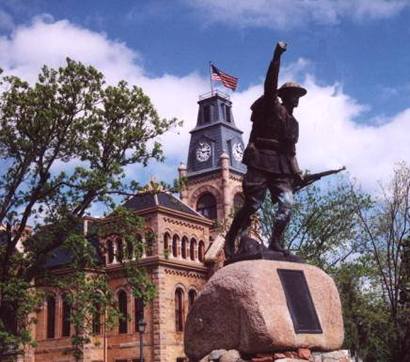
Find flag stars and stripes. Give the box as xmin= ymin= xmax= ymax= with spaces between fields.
xmin=211 ymin=64 xmax=238 ymax=91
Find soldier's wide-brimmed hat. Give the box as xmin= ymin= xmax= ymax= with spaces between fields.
xmin=278 ymin=82 xmax=307 ymax=98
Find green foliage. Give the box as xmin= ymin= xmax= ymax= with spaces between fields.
xmin=260 ymin=176 xmax=371 ymax=270
xmin=334 ymin=259 xmax=393 ymax=361
xmin=0 ymin=59 xmax=178 ymax=359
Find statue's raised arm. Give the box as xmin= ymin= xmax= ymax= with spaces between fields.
xmin=264 ymin=41 xmax=287 ymax=99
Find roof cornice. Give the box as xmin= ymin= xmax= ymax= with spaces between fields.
xmin=133 ymin=205 xmax=214 ymax=226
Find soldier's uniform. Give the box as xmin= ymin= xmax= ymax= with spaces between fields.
xmin=225 ymin=48 xmax=306 ymax=256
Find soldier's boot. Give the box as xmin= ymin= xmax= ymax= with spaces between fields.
xmin=268 ymin=209 xmax=287 ymax=252
xmin=268 ymin=205 xmax=291 ymax=255
xmin=223 ymin=238 xmax=235 ymax=259
xmin=268 ymin=233 xmax=288 ymax=254
xmin=224 ymin=206 xmax=253 ymax=259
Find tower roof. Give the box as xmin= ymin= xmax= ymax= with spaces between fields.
xmin=124 ymin=191 xmax=205 ymax=219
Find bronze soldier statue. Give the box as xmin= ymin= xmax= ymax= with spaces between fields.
xmin=224 ymin=41 xmax=307 ymax=259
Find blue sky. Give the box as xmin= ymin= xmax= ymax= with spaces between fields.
xmin=1 ymin=0 xmax=409 ymax=193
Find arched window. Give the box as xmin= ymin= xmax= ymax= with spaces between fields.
xmin=175 ymin=288 xmax=185 ymax=332
xmin=172 ymin=235 xmax=179 ymax=258
xmin=197 ymin=193 xmax=217 ymax=220
xmin=181 ymin=236 xmax=188 ymax=259
xmin=61 ymin=294 xmax=71 ymax=337
xmin=117 ymin=239 xmax=124 ymax=263
xmin=225 ymin=106 xmax=231 ymax=123
xmin=107 ymin=240 xmax=114 ymax=264
xmin=92 ymin=303 xmax=101 ymax=335
xmin=135 ymin=234 xmax=143 ymax=258
xmin=46 ymin=295 xmax=56 ymax=339
xmin=118 ymin=290 xmax=128 ymax=334
xmin=190 ymin=238 xmax=197 ymax=261
xmin=164 ymin=233 xmax=171 ymax=257
xmin=145 ymin=231 xmax=154 ymax=257
xmin=198 ymin=241 xmax=205 ymax=262
xmin=203 ymin=104 xmax=211 ymax=124
xmin=188 ymin=290 xmax=197 ymax=310
xmin=134 ymin=298 xmax=144 ymax=332
xmin=221 ymin=103 xmax=231 ymax=123
xmin=126 ymin=239 xmax=133 ymax=260
xmin=233 ymin=193 xmax=244 ymax=214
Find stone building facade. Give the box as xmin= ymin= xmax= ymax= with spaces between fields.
xmin=28 ymin=90 xmax=246 ymax=362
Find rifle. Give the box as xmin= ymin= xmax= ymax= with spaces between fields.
xmin=295 ymin=166 xmax=346 ymax=192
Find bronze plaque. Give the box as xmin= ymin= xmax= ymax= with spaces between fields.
xmin=277 ymin=269 xmax=322 ymax=334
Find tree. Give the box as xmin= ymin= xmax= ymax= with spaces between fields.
xmin=353 ymin=163 xmax=410 ymax=361
xmin=0 ymin=59 xmax=178 ymax=359
xmin=259 ymin=176 xmax=371 ymax=270
xmin=335 ymin=258 xmax=393 ymax=362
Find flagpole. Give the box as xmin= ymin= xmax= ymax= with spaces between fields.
xmin=209 ymin=61 xmax=214 ymax=96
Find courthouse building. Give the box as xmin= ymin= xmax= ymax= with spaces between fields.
xmin=28 ymin=91 xmax=247 ymax=362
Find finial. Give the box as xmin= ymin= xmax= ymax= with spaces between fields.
xmin=140 ymin=177 xmax=164 ymax=194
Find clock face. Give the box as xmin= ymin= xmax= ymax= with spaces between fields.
xmin=196 ymin=142 xmax=212 ymax=162
xmin=232 ymin=142 xmax=244 ymax=161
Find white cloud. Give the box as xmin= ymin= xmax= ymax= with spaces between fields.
xmin=185 ymin=0 xmax=408 ymax=29
xmin=0 ymin=17 xmax=409 ymax=194
xmin=0 ymin=16 xmax=142 ymax=83
xmin=294 ymin=76 xmax=408 ymax=190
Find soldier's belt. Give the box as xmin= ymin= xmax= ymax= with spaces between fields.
xmin=255 ymin=138 xmax=283 ymax=151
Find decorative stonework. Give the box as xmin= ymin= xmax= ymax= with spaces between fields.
xmin=164 ymin=268 xmax=206 ymax=280
xmin=190 ymin=184 xmax=222 ymax=205
xmin=229 ymin=174 xmax=243 ymax=182
xmin=231 ymin=184 xmax=243 ymax=197
xmin=163 ymin=217 xmax=205 ymax=231
xmin=188 ymin=173 xmax=220 ymax=185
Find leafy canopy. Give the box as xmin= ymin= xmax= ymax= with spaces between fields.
xmin=0 ymin=59 xmax=178 ymax=358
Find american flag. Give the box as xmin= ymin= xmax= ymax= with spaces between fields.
xmin=211 ymin=64 xmax=238 ymax=91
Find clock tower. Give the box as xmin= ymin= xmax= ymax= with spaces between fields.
xmin=178 ymin=90 xmax=246 ymax=229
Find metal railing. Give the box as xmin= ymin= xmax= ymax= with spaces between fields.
xmin=199 ymin=89 xmax=230 ymax=101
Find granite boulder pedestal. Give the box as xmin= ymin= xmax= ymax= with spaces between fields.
xmin=184 ymin=259 xmax=344 ymax=361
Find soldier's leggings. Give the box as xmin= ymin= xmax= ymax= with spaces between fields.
xmin=225 ymin=167 xmax=295 ymax=252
